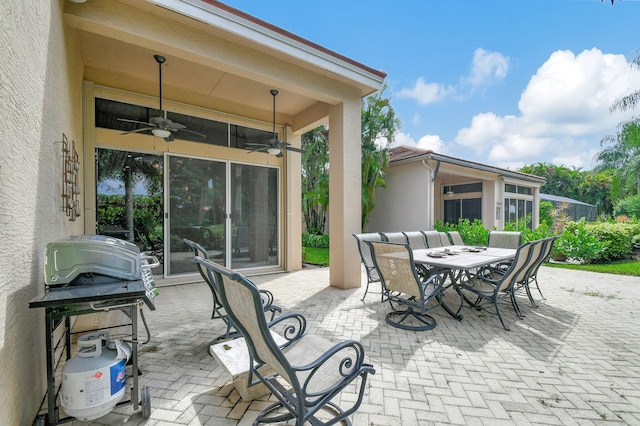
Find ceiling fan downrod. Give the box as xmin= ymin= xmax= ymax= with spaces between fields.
xmin=154 ymin=54 xmax=166 ymax=115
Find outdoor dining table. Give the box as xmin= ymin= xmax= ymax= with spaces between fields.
xmin=411 ymin=245 xmax=517 ymax=320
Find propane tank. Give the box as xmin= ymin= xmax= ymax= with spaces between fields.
xmin=60 ymin=332 xmax=131 ymax=421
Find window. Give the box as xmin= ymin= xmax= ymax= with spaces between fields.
xmin=504 ymin=182 xmax=534 ymax=229
xmin=443 ymin=181 xmax=482 ymax=225
xmin=95 ymin=98 xmax=275 ymax=147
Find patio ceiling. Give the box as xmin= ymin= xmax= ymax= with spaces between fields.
xmin=65 ymin=0 xmax=385 ymax=130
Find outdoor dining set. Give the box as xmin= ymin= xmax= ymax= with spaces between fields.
xmin=178 ymin=230 xmax=557 ymax=425
xmin=353 ymin=230 xmax=558 ymax=332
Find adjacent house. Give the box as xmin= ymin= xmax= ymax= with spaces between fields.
xmin=366 ymin=146 xmax=547 ymax=233
xmin=1 ymin=1 xmax=385 ymax=423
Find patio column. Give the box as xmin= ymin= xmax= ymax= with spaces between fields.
xmin=328 ymin=98 xmax=362 ymax=289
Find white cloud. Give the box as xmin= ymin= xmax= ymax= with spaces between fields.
xmin=391 ymin=131 xmax=446 ymax=154
xmin=397 ymin=77 xmax=456 ymax=105
xmin=416 ymin=134 xmax=446 ymax=152
xmin=391 ymin=131 xmax=416 ymax=148
xmin=398 ymin=48 xmax=509 ymax=105
xmin=453 ymin=48 xmax=640 ymax=169
xmin=465 ymin=48 xmax=510 ymax=91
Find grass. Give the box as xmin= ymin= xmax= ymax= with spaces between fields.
xmin=544 ymin=259 xmax=640 ymax=277
xmin=302 ymin=247 xmax=329 ymax=266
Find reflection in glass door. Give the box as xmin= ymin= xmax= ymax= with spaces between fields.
xmin=96 ymin=149 xmax=164 ymax=274
xmin=230 ymin=163 xmax=279 ymax=269
xmin=167 ymin=156 xmax=227 ymax=275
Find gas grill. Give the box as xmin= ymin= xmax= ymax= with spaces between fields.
xmin=29 ymin=235 xmax=159 ymax=425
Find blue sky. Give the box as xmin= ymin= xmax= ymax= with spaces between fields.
xmin=223 ymin=0 xmax=640 ymax=170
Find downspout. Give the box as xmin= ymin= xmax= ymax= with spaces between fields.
xmin=422 ymin=160 xmax=437 ymax=229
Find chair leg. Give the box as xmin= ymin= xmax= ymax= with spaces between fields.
xmin=523 ymin=281 xmax=539 ymax=308
xmin=494 ymin=300 xmax=510 ymax=331
xmin=533 ymin=276 xmax=545 ymax=299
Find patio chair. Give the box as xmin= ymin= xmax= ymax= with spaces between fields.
xmin=403 ymin=231 xmax=446 ymax=281
xmin=517 ymin=236 xmax=559 ymax=307
xmin=447 ymin=231 xmax=465 ymax=246
xmin=183 ymin=238 xmax=281 ymax=342
xmin=353 ymin=233 xmax=384 ymax=301
xmin=195 ymin=256 xmax=375 ymax=426
xmin=367 ymin=241 xmax=447 ymax=331
xmin=422 ymin=230 xmax=447 ymax=248
xmin=453 ymin=241 xmax=535 ymax=331
xmin=403 ymin=231 xmax=428 ymax=250
xmin=381 ymin=231 xmax=408 ymax=244
xmin=488 ymin=231 xmax=522 ymax=249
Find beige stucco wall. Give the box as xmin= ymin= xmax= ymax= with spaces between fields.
xmin=0 ymin=1 xmax=84 ymax=423
xmin=365 ymin=162 xmax=432 ymax=233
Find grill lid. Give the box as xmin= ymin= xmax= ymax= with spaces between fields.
xmin=44 ymin=235 xmax=143 ymax=285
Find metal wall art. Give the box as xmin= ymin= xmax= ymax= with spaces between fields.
xmin=60 ymin=134 xmax=80 ymax=221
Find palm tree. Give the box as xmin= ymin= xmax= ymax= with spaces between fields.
xmin=594 ymin=118 xmax=640 ymax=195
xmin=361 ymin=84 xmax=400 ymax=228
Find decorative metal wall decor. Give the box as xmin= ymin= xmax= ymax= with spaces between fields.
xmin=60 ymin=134 xmax=80 ymax=221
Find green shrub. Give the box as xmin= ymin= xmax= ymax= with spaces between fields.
xmin=613 ymin=195 xmax=640 ymax=219
xmin=582 ymin=221 xmax=637 ymax=261
xmin=555 ymin=222 xmax=606 ymax=263
xmin=302 ymin=232 xmax=329 ymax=248
xmin=435 ymin=218 xmax=489 ymax=246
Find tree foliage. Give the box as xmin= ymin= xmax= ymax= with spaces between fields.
xmin=301 ymin=127 xmax=329 ymax=234
xmin=300 ymin=84 xmax=400 ymax=233
xmin=518 ymin=162 xmax=613 ymax=215
xmin=361 ymin=84 xmax=400 ymax=228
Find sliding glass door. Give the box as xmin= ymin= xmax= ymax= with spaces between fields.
xmin=96 ymin=149 xmax=280 ymax=277
xmin=167 ymin=156 xmax=280 ymax=275
xmin=230 ymin=163 xmax=279 ymax=269
xmin=167 ymin=156 xmax=227 ymax=275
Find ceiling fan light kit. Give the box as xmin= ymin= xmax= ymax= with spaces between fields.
xmin=117 ymin=54 xmax=205 ymax=142
xmin=244 ymin=89 xmax=303 ymax=156
xmin=151 ymin=128 xmax=171 ymax=139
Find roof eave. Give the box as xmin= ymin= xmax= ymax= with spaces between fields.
xmin=149 ymin=0 xmax=387 ymax=95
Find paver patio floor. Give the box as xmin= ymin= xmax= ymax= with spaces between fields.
xmin=74 ymin=265 xmax=640 ymax=425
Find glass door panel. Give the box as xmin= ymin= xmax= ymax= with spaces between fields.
xmin=168 ymin=156 xmax=226 ymax=275
xmin=96 ymin=149 xmax=164 ymax=274
xmin=230 ymin=163 xmax=279 ymax=269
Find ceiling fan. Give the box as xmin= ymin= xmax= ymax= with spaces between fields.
xmin=118 ymin=54 xmax=205 ymax=142
xmin=246 ymin=89 xmax=303 ymax=157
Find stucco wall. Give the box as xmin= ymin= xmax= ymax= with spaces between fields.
xmin=0 ymin=1 xmax=84 ymax=424
xmin=366 ymin=162 xmax=431 ymax=233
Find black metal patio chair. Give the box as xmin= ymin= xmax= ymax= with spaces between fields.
xmin=195 ymin=256 xmax=375 ymax=426
xmin=367 ymin=241 xmax=448 ymax=331
xmin=183 ymin=238 xmax=281 ymax=342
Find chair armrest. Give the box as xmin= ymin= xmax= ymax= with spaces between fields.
xmin=266 ymin=312 xmax=306 ymax=348
xmin=292 ymin=339 xmax=372 ymax=399
xmin=259 ymin=289 xmax=282 ymax=321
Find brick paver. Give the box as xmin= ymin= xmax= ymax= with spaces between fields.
xmin=73 ymin=265 xmax=640 ymax=425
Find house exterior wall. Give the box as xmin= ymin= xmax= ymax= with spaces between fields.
xmin=366 ymin=162 xmax=432 ymax=232
xmin=0 ymin=0 xmax=85 ymax=423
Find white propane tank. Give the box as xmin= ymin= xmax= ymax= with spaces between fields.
xmin=60 ymin=332 xmax=130 ymax=421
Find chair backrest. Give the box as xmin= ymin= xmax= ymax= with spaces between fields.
xmin=184 ymin=238 xmax=218 ymax=291
xmin=367 ymin=241 xmax=423 ymax=299
xmin=353 ymin=233 xmax=383 ymax=269
xmin=488 ymin=231 xmax=522 ymax=249
xmin=422 ymin=230 xmax=445 ymax=248
xmin=447 ymin=231 xmax=465 ymax=246
xmin=495 ymin=242 xmax=535 ymax=292
xmin=195 ymin=257 xmax=295 ymax=384
xmin=516 ymin=239 xmax=545 ymax=284
xmin=527 ymin=236 xmax=558 ymax=279
xmin=381 ymin=232 xmax=408 ymax=244
xmin=403 ymin=231 xmax=428 ymax=250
